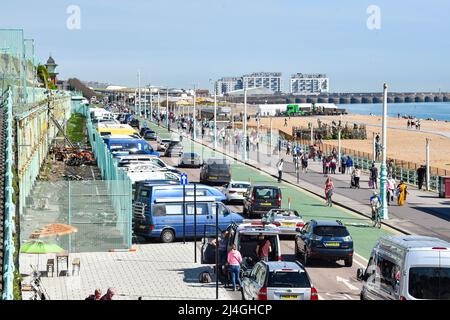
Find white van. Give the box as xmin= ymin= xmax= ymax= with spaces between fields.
xmin=127 ymin=170 xmax=180 ymax=185
xmin=357 ymin=235 xmax=450 ymax=300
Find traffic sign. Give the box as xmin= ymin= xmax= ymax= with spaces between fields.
xmin=180 ymin=173 xmax=188 ymax=185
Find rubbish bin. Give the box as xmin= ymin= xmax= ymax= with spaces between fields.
xmin=438 ymin=176 xmax=450 ymax=198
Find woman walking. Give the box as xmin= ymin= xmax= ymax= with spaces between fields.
xmin=227 ymin=244 xmax=243 ymax=291
xmin=324 ymin=177 xmax=334 ymax=207
xmin=397 ymin=180 xmax=408 ymax=206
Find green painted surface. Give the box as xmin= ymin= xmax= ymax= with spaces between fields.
xmin=146 ymin=121 xmax=395 ymax=259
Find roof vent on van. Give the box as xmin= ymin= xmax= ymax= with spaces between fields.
xmin=432 ymin=247 xmax=447 ymax=250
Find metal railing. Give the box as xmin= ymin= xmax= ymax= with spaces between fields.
xmin=2 ymin=87 xmax=15 ymax=300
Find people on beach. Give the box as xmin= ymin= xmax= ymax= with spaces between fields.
xmin=227 ymin=244 xmax=243 ymax=291
xmin=397 ymin=180 xmax=408 ymax=206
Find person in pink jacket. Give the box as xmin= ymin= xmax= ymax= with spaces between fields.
xmin=227 ymin=244 xmax=243 ymax=291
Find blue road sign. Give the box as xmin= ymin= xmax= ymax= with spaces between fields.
xmin=180 ymin=173 xmax=188 ymax=185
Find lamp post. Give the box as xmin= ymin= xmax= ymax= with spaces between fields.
xmin=138 ymin=70 xmax=141 ymax=116
xmin=380 ymin=83 xmax=389 ymax=220
xmin=149 ymin=85 xmax=153 ymax=122
xmin=157 ymin=90 xmax=161 ymax=119
xmin=166 ymin=87 xmax=169 ymax=129
xmin=426 ymin=138 xmax=430 ymax=191
xmin=243 ymin=87 xmax=248 ymax=162
xmin=193 ymin=88 xmax=197 ymax=140
xmin=214 ymin=86 xmax=217 ymax=149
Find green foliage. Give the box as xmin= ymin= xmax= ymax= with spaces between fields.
xmin=67 ymin=113 xmax=86 ymax=143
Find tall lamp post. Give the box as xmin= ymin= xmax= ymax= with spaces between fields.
xmin=243 ymin=87 xmax=248 ymax=162
xmin=149 ymin=85 xmax=153 ymax=122
xmin=138 ymin=70 xmax=141 ymax=116
xmin=166 ymin=87 xmax=169 ymax=129
xmin=214 ymin=86 xmax=217 ymax=149
xmin=380 ymin=83 xmax=389 ymax=220
xmin=193 ymin=87 xmax=197 ymax=140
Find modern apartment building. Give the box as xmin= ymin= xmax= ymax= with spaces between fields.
xmin=242 ymin=72 xmax=282 ymax=93
xmin=290 ymin=73 xmax=329 ymax=95
xmin=215 ymin=77 xmax=243 ymax=96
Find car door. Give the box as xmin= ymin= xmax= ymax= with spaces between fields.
xmin=244 ymin=187 xmax=252 ymax=212
xmin=186 ymin=202 xmax=209 ymax=238
xmin=246 ymin=264 xmax=262 ymax=300
xmin=296 ymin=223 xmax=309 ymax=255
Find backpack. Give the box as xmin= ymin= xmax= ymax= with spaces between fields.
xmin=199 ymin=271 xmax=212 ymax=283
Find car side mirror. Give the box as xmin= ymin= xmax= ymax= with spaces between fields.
xmin=356 ymin=268 xmax=365 ymax=281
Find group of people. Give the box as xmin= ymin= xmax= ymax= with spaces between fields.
xmin=85 ymin=288 xmax=116 ymax=300
xmin=407 ymin=118 xmax=421 ymax=130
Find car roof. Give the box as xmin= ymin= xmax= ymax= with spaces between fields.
xmin=262 ymin=261 xmax=304 ymax=272
xmin=251 ymin=184 xmax=280 ymax=189
xmin=379 ymin=235 xmax=450 ymax=250
xmin=230 ymin=181 xmax=251 ymax=185
xmin=237 ymin=222 xmax=280 ymax=234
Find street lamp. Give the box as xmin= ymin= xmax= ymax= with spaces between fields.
xmin=166 ymin=87 xmax=169 ymax=130
xmin=209 ymin=79 xmax=217 ymax=150
xmin=380 ymin=82 xmax=389 ymax=220
xmin=193 ymin=86 xmax=197 ymax=140
xmin=149 ymin=85 xmax=153 ymax=122
xmin=243 ymin=87 xmax=248 ymax=162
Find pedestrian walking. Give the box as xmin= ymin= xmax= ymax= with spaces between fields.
xmin=387 ymin=176 xmax=397 ymax=205
xmin=417 ymin=165 xmax=426 ymax=190
xmin=397 ymin=181 xmax=408 ymax=206
xmin=301 ymin=155 xmax=308 ymax=173
xmin=330 ymin=157 xmax=337 ymax=174
xmin=370 ymin=163 xmax=378 ymax=189
xmin=100 ymin=288 xmax=116 ymax=300
xmin=227 ymin=244 xmax=243 ymax=291
xmin=284 ymin=118 xmax=288 ymax=127
xmin=346 ymin=156 xmax=353 ymax=174
xmin=277 ymin=159 xmax=284 ymax=182
xmin=340 ymin=154 xmax=347 ymax=174
xmin=324 ymin=177 xmax=334 ymax=207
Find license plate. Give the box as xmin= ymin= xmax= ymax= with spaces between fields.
xmin=281 ymin=295 xmax=298 ymax=300
xmin=261 ymin=202 xmax=272 ymax=206
xmin=238 ymin=192 xmax=244 ymax=195
xmin=209 ymin=176 xmax=217 ymax=180
xmin=325 ymin=242 xmax=340 ymax=247
xmin=282 ymin=222 xmax=295 ymax=227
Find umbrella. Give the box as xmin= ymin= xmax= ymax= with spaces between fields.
xmin=21 ymin=241 xmax=65 ymax=254
xmin=30 ymin=223 xmax=78 ymax=239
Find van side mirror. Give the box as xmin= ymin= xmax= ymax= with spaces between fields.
xmin=356 ymin=268 xmax=365 ymax=281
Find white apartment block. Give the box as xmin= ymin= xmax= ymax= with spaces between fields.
xmin=242 ymin=72 xmax=282 ymax=93
xmin=215 ymin=77 xmax=243 ymax=96
xmin=290 ymin=73 xmax=329 ymax=95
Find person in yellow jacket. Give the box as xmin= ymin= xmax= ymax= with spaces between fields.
xmin=397 ymin=180 xmax=408 ymax=206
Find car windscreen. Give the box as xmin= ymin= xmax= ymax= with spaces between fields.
xmin=408 ymin=267 xmax=450 ymax=299
xmin=314 ymin=226 xmax=349 ymax=237
xmin=183 ymin=153 xmax=198 ymax=158
xmin=207 ymin=163 xmax=230 ymax=174
xmin=231 ymin=183 xmax=250 ymax=189
xmin=268 ymin=271 xmax=310 ymax=288
xmin=254 ymin=188 xmax=279 ymax=199
xmin=275 ymin=210 xmax=300 ymax=218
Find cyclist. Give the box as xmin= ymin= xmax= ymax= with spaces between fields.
xmin=370 ymin=191 xmax=382 ymax=221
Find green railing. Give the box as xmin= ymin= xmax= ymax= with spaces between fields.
xmin=2 ymin=87 xmax=15 ymax=300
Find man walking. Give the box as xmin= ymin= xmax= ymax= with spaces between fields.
xmin=277 ymin=159 xmax=284 ymax=183
xmin=417 ymin=165 xmax=426 ymax=190
xmin=370 ymin=163 xmax=379 ymax=189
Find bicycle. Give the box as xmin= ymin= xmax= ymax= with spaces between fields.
xmin=371 ymin=206 xmax=382 ymax=229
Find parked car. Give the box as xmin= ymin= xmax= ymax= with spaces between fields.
xmin=202 ymin=221 xmax=282 ymax=273
xmin=243 ymin=185 xmax=282 ymax=218
xmin=262 ymin=208 xmax=304 ymax=236
xmin=143 ymin=130 xmax=157 ymax=141
xmin=116 ymin=155 xmax=180 ymax=174
xmin=357 ymin=235 xmax=450 ymax=300
xmin=295 ymin=220 xmax=353 ymax=267
xmin=179 ymin=152 xmax=202 ymax=168
xmin=129 ymin=118 xmax=140 ymax=129
xmin=133 ymin=196 xmax=243 ymax=243
xmin=199 ymin=158 xmax=231 ymax=185
xmin=164 ymin=141 xmax=184 ymax=157
xmin=223 ymin=181 xmax=251 ymax=203
xmin=241 ymin=261 xmax=318 ymax=300
xmin=157 ymin=137 xmax=172 ymax=151
xmin=104 ymin=137 xmax=160 ymax=157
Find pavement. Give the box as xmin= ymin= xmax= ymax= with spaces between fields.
xmin=20 ymin=242 xmax=239 ymax=300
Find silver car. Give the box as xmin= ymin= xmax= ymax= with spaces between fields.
xmin=262 ymin=209 xmax=304 ymax=236
xmin=179 ymin=152 xmax=202 ymax=168
xmin=157 ymin=138 xmax=172 ymax=151
xmin=241 ymin=261 xmax=318 ymax=300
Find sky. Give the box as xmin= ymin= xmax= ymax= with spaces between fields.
xmin=1 ymin=0 xmax=450 ymax=92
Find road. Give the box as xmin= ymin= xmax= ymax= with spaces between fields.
xmin=146 ymin=130 xmax=368 ymax=300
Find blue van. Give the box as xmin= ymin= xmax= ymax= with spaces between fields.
xmin=133 ymin=196 xmax=243 ymax=243
xmin=103 ymin=137 xmax=159 ymax=157
xmin=133 ymin=183 xmax=227 ymax=202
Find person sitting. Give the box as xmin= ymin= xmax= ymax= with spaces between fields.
xmin=85 ymin=288 xmax=102 ymax=300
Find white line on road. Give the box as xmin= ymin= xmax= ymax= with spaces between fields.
xmin=336 ymin=276 xmax=359 ymax=291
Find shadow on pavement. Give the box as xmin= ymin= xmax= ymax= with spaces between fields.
xmin=410 ymin=206 xmax=450 ymax=222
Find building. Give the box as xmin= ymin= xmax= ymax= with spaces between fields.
xmin=243 ymin=72 xmax=282 ymax=93
xmin=215 ymin=77 xmax=243 ymax=96
xmin=45 ymin=55 xmax=58 ymax=85
xmin=290 ymin=73 xmax=329 ymax=95
xmin=226 ymin=87 xmax=274 ymax=97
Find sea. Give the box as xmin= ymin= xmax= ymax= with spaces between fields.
xmin=339 ymin=102 xmax=450 ymax=122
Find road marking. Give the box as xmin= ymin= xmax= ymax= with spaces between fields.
xmin=354 ymin=252 xmax=368 ymax=263
xmin=336 ymin=276 xmax=359 ymax=291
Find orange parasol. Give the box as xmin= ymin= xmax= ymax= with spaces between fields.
xmin=30 ymin=223 xmax=78 ymax=239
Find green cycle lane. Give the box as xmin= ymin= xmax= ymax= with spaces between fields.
xmin=144 ymin=120 xmax=398 ymax=259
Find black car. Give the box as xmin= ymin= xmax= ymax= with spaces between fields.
xmin=295 ymin=220 xmax=354 ymax=267
xmin=143 ymin=130 xmax=157 ymax=141
xmin=199 ymin=158 xmax=231 ymax=185
xmin=243 ymin=185 xmax=281 ymax=218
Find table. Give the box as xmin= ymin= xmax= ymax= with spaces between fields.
xmin=56 ymin=252 xmax=69 ymax=276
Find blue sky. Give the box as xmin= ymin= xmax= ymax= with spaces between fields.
xmin=1 ymin=0 xmax=449 ymax=92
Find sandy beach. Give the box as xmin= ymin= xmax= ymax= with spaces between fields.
xmin=248 ymin=114 xmax=450 ymax=173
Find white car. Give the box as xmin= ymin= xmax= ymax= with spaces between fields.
xmin=223 ymin=181 xmax=251 ymax=203
xmin=262 ymin=209 xmax=304 ymax=236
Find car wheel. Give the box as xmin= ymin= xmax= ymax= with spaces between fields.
xmin=344 ymin=257 xmax=353 ymax=267
xmin=160 ymin=229 xmax=175 ymax=243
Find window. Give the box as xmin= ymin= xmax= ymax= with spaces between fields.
xmin=268 ymin=271 xmax=310 ymax=288
xmin=254 ymin=188 xmax=279 ymax=199
xmin=409 ymin=267 xmax=450 ymax=299
xmin=139 ymin=189 xmax=150 ymax=198
xmin=186 ymin=203 xmax=208 ymax=215
xmin=314 ymin=226 xmax=349 ymax=237
xmin=164 ymin=204 xmax=183 ymax=215
xmin=375 ymin=255 xmax=400 ymax=292
xmin=256 ymin=267 xmax=266 ymax=286
xmin=212 ymin=202 xmax=229 ymax=216
xmin=231 ymin=183 xmax=250 ymax=189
